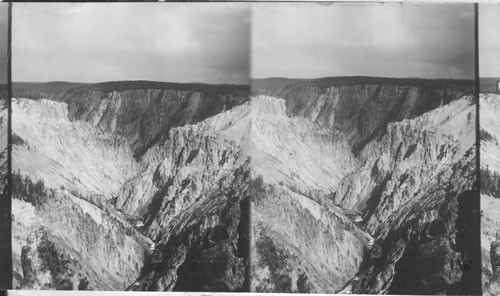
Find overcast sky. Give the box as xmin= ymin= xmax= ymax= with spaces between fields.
xmin=252 ymin=3 xmax=475 ymax=80
xmin=0 ymin=4 xmax=7 ymax=84
xmin=480 ymin=4 xmax=500 ymax=78
xmin=13 ymin=3 xmax=250 ymax=84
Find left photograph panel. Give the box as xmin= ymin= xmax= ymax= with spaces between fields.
xmin=11 ymin=3 xmax=251 ymax=291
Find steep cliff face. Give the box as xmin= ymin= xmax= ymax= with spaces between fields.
xmin=248 ymin=96 xmax=365 ymax=293
xmin=12 ymin=98 xmax=148 ymax=290
xmin=262 ymin=78 xmax=472 ymax=152
xmin=480 ymin=93 xmax=500 ymax=295
xmin=129 ymin=161 xmax=250 ymax=292
xmin=12 ymin=98 xmax=137 ymax=197
xmin=251 ymin=79 xmax=477 ymax=294
xmin=59 ymin=83 xmax=249 ymax=157
xmin=252 ymin=183 xmax=369 ymax=293
xmin=336 ymin=98 xmax=477 ymax=294
xmin=480 ymin=94 xmax=500 ymax=174
xmin=336 ymin=97 xmax=475 ymax=221
xmin=116 ymin=101 xmax=252 ymax=291
xmin=13 ymin=191 xmax=146 ymax=290
xmin=114 ymin=100 xmax=251 ymax=217
xmin=12 ymin=83 xmax=251 ymax=291
xmin=248 ymin=96 xmax=356 ymax=199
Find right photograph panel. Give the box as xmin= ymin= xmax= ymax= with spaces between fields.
xmin=250 ymin=3 xmax=479 ymax=294
xmin=480 ymin=4 xmax=500 ymax=296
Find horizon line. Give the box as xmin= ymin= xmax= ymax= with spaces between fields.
xmin=252 ymin=75 xmax=476 ymax=81
xmin=11 ymin=75 xmax=482 ymax=85
xmin=11 ymin=80 xmax=250 ymax=86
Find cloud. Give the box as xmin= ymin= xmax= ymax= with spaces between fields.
xmin=13 ymin=3 xmax=250 ymax=84
xmin=252 ymin=3 xmax=475 ymax=79
xmin=480 ymin=4 xmax=500 ymax=77
xmin=0 ymin=4 xmax=7 ymax=84
xmin=7 ymin=3 xmax=479 ymax=83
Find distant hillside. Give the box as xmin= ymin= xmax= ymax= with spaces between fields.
xmin=13 ymin=81 xmax=87 ymax=100
xmin=0 ymin=84 xmax=6 ymax=99
xmin=84 ymin=80 xmax=248 ymax=94
xmin=14 ymin=78 xmax=475 ymax=101
xmin=253 ymin=76 xmax=475 ymax=96
xmin=252 ymin=77 xmax=306 ymax=95
xmin=306 ymin=76 xmax=474 ymax=89
xmin=480 ymin=78 xmax=500 ymax=94
xmin=13 ymin=80 xmax=250 ymax=101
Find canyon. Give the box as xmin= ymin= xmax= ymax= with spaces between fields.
xmin=11 ymin=78 xmax=480 ymax=293
xmin=252 ymin=77 xmax=478 ymax=294
xmin=12 ymin=82 xmax=251 ymax=291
